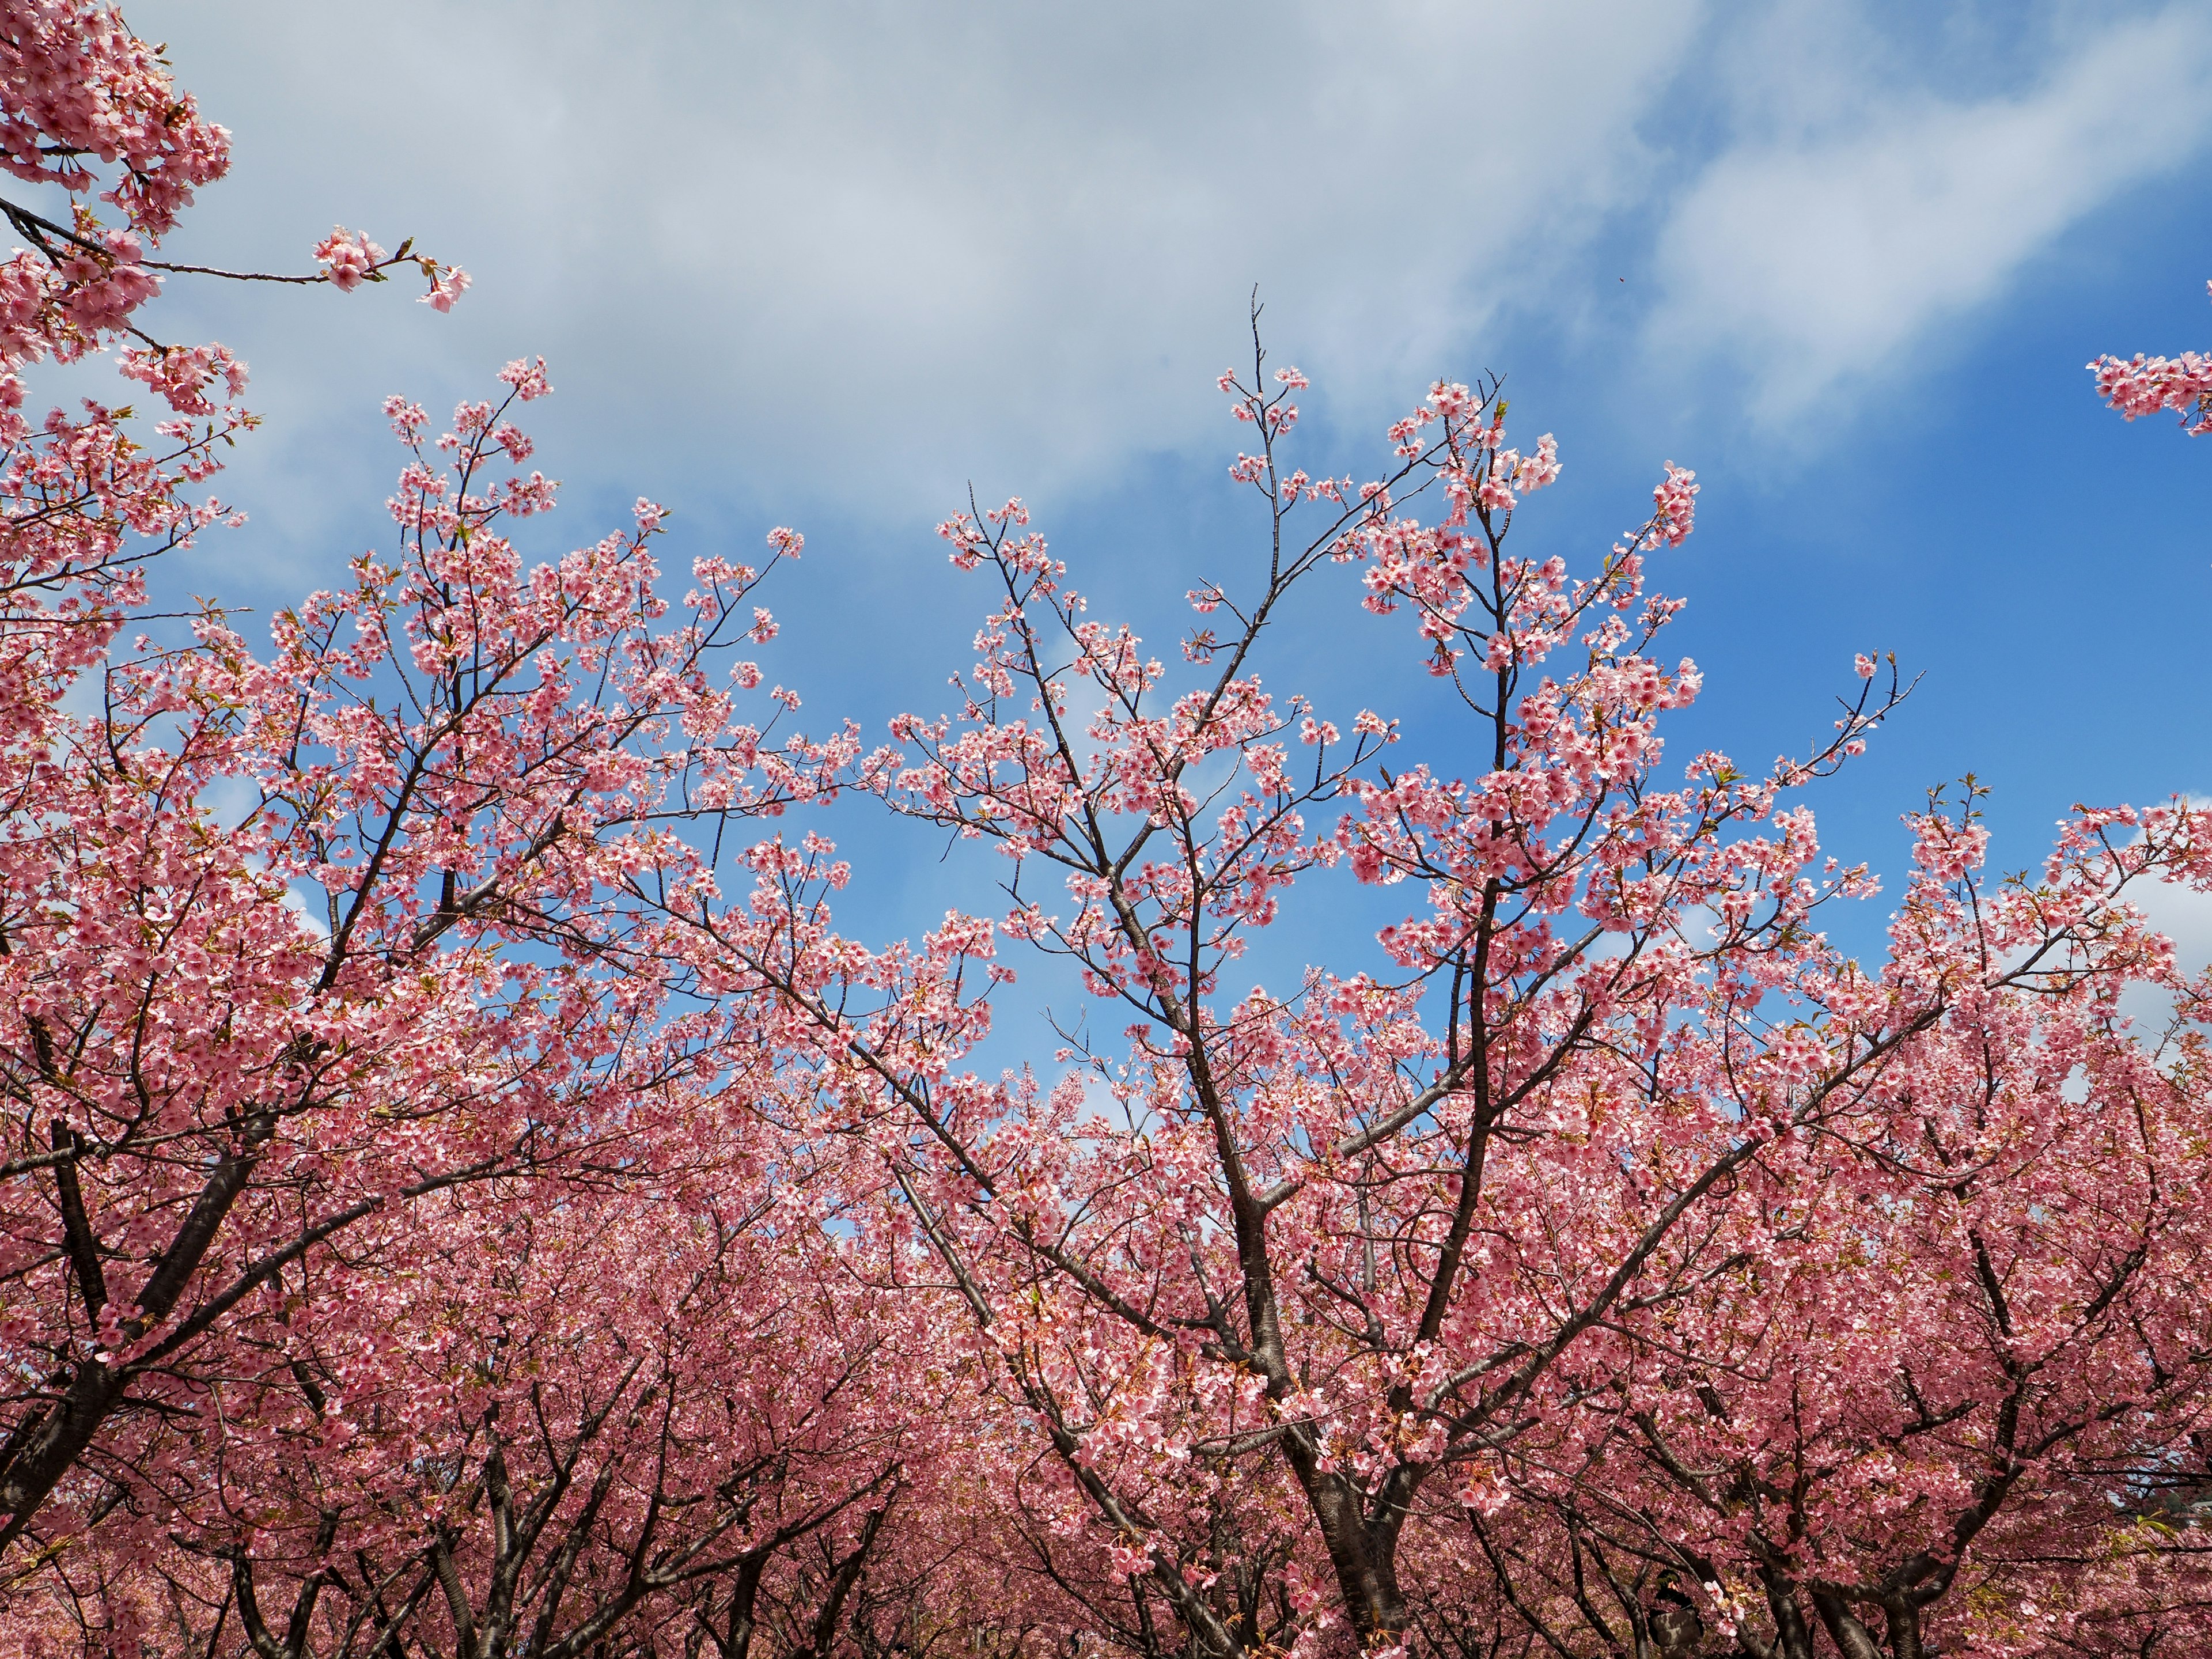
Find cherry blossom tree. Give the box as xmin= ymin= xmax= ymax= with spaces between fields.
xmin=0 ymin=356 xmax=848 ymax=1565
xmin=1426 ymin=790 xmax=2212 ymax=1657
xmin=0 ymin=0 xmax=493 ymax=1555
xmin=9 ymin=1134 xmax=934 ymax=1659
xmin=0 ymin=36 xmax=830 ymax=1541
xmin=652 ymin=313 xmax=2212 ymax=1656
xmin=0 ymin=5 xmax=870 ymax=1628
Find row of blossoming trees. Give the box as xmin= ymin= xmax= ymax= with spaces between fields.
xmin=2 ymin=6 xmax=2209 ymax=1657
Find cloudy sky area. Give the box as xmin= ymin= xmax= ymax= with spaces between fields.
xmin=109 ymin=0 xmax=2212 ymax=984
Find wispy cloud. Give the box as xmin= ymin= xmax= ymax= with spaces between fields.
xmin=1642 ymin=3 xmax=2212 ymax=422
xmin=111 ymin=0 xmax=2212 ymax=554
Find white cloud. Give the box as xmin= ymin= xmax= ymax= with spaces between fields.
xmin=86 ymin=0 xmax=2212 ymax=564
xmin=2119 ymin=801 xmax=2212 ymax=1031
xmin=1643 ymin=3 xmax=2212 ymax=421
xmin=124 ymin=0 xmax=1702 ymax=531
xmin=2137 ymin=875 xmax=2212 ymax=974
xmin=2117 ymin=875 xmax=2212 ymax=1033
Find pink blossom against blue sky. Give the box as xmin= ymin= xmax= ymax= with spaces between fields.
xmin=113 ymin=0 xmax=2212 ymax=987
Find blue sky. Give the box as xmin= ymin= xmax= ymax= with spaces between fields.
xmin=112 ymin=0 xmax=2212 ymax=998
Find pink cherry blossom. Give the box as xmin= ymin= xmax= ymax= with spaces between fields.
xmin=2091 ymin=276 xmax=2212 ymax=435
xmin=312 ymin=225 xmax=385 ymax=291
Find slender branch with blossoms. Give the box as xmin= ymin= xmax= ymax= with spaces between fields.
xmin=2089 ymin=278 xmax=2212 ymax=436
